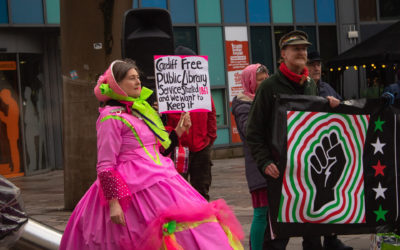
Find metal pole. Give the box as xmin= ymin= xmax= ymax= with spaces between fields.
xmin=14 ymin=219 xmax=62 ymax=250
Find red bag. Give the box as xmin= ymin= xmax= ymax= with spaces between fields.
xmin=174 ymin=145 xmax=189 ymax=174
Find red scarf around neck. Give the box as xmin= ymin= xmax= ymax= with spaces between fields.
xmin=279 ymin=62 xmax=309 ymax=85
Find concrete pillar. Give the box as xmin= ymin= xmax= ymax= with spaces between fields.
xmin=60 ymin=0 xmax=132 ymax=209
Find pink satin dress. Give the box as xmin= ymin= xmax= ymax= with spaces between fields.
xmin=60 ymin=106 xmax=243 ymax=250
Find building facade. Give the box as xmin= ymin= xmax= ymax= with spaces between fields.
xmin=134 ymin=0 xmax=399 ymax=148
xmin=0 ymin=0 xmax=399 ymax=178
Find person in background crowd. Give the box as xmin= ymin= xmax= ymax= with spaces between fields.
xmin=60 ymin=59 xmax=243 ymax=250
xmin=246 ymin=30 xmax=340 ymax=250
xmin=232 ymin=64 xmax=269 ymax=250
xmin=383 ymin=69 xmax=400 ymax=100
xmin=306 ymin=51 xmax=343 ymax=100
xmin=166 ymin=45 xmax=217 ymax=201
xmin=363 ymin=75 xmax=383 ymax=98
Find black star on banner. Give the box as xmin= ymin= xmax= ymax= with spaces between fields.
xmin=264 ymin=95 xmax=400 ymax=238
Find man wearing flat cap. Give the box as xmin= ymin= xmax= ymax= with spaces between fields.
xmin=246 ymin=30 xmax=341 ymax=250
xmin=307 ymin=51 xmax=343 ymax=100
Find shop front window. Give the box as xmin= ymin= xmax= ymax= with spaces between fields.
xmin=359 ymin=0 xmax=377 ymax=21
xmin=0 ymin=54 xmax=23 ymax=177
xmin=19 ymin=54 xmax=48 ymax=173
xmin=379 ymin=0 xmax=400 ymax=20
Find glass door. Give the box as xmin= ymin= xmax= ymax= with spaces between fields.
xmin=0 ymin=53 xmax=51 ymax=177
xmin=0 ymin=54 xmax=24 ymax=177
xmin=19 ymin=54 xmax=49 ymax=174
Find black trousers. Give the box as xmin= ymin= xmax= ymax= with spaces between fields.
xmin=262 ymin=236 xmax=323 ymax=250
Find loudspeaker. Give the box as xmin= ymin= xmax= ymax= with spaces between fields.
xmin=122 ymin=8 xmax=174 ymax=90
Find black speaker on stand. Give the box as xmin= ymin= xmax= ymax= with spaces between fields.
xmin=122 ymin=8 xmax=174 ymax=105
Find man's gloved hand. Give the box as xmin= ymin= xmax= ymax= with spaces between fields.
xmin=381 ymin=91 xmax=395 ymax=106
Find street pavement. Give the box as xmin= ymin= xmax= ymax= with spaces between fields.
xmin=10 ymin=157 xmax=371 ymax=249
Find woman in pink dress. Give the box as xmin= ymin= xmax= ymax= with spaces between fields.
xmin=60 ymin=59 xmax=243 ymax=250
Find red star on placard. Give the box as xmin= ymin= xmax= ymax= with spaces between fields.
xmin=372 ymin=160 xmax=386 ymax=177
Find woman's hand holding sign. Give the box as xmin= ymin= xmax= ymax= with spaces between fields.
xmin=175 ymin=112 xmax=191 ymax=137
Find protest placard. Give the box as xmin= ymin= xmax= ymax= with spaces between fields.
xmin=154 ymin=55 xmax=211 ymax=113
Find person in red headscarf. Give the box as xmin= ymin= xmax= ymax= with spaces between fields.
xmin=232 ymin=64 xmax=269 ymax=250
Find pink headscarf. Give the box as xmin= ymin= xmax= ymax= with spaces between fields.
xmin=241 ymin=63 xmax=261 ymax=100
xmin=94 ymin=60 xmax=128 ymax=102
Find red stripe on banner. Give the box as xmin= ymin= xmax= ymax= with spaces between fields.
xmin=345 ymin=175 xmax=364 ymax=224
xmin=287 ymin=112 xmax=318 ymax=149
xmin=287 ymin=111 xmax=296 ymax=120
xmin=282 ymin=171 xmax=293 ymax=221
xmin=353 ymin=115 xmax=365 ymax=145
xmin=296 ymin=118 xmax=357 ymax=223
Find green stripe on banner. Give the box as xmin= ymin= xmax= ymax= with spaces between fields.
xmin=289 ymin=112 xmax=331 ymax=222
xmin=287 ymin=111 xmax=305 ymax=132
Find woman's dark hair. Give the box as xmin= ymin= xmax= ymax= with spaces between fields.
xmin=112 ymin=59 xmax=140 ymax=83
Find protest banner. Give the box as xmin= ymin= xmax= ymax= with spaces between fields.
xmin=266 ymin=95 xmax=400 ymax=238
xmin=154 ymin=55 xmax=211 ymax=113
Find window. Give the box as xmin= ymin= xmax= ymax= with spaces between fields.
xmin=0 ymin=0 xmax=8 ymax=24
xmin=199 ymin=27 xmax=225 ymax=86
xmin=173 ymin=27 xmax=197 ymax=54
xmin=223 ymin=0 xmax=246 ymax=24
xmin=11 ymin=0 xmax=44 ymax=24
xmin=379 ymin=0 xmax=400 ymax=20
xmin=211 ymin=89 xmax=227 ymax=126
xmin=316 ymin=0 xmax=336 ymax=23
xmin=46 ymin=0 xmax=60 ymax=24
xmin=140 ymin=0 xmax=167 ymax=8
xmin=248 ymin=0 xmax=270 ymax=23
xmin=170 ymin=0 xmax=195 ymax=24
xmin=295 ymin=0 xmax=315 ymax=23
xmin=250 ymin=26 xmax=273 ymax=73
xmin=271 ymin=0 xmax=293 ymax=23
xmin=214 ymin=128 xmax=230 ymax=145
xmin=197 ymin=0 xmax=221 ymax=24
xmin=359 ymin=0 xmax=377 ymax=21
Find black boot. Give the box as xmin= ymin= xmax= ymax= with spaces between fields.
xmin=323 ymin=235 xmax=353 ymax=250
xmin=303 ymin=236 xmax=322 ymax=250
